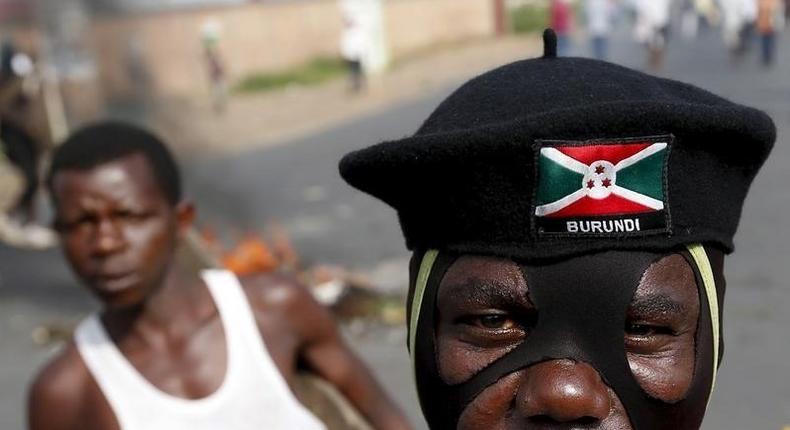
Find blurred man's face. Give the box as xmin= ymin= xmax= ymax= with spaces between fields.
xmin=435 ymin=254 xmax=700 ymax=429
xmin=52 ymin=153 xmax=189 ymax=309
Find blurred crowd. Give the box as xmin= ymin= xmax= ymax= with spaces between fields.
xmin=551 ymin=0 xmax=786 ymax=68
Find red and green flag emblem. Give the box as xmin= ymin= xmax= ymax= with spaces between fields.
xmin=533 ymin=136 xmax=672 ymax=236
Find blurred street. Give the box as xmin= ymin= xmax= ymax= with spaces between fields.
xmin=2 ymin=24 xmax=790 ymax=430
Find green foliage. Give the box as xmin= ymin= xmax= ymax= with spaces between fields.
xmin=509 ymin=2 xmax=549 ymax=34
xmin=234 ymin=57 xmax=346 ymax=94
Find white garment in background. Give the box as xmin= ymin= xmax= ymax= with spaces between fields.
xmin=339 ymin=0 xmax=371 ymax=62
xmin=719 ymin=0 xmax=740 ymax=45
xmin=587 ymin=0 xmax=615 ymax=36
xmin=634 ymin=0 xmax=672 ymax=43
xmin=341 ymin=21 xmax=368 ymax=62
xmin=737 ymin=0 xmax=758 ymax=23
xmin=719 ymin=0 xmax=758 ymax=46
xmin=339 ymin=0 xmax=388 ymax=74
xmin=75 ymin=270 xmax=327 ymax=430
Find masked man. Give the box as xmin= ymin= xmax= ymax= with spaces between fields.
xmin=339 ymin=30 xmax=776 ymax=429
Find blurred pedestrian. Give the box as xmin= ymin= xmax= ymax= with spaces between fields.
xmin=0 ymin=40 xmax=41 ymax=224
xmin=340 ymin=3 xmax=369 ymax=92
xmin=28 ymin=122 xmax=412 ymax=430
xmin=720 ymin=0 xmax=757 ymax=58
xmin=0 ymin=145 xmax=53 ymax=249
xmin=720 ymin=0 xmax=740 ymax=48
xmin=201 ymin=21 xmax=227 ymax=113
xmin=757 ymin=0 xmax=785 ymax=65
xmin=0 ymin=39 xmax=56 ymax=249
xmin=695 ymin=0 xmax=720 ymax=29
xmin=125 ymin=35 xmax=152 ymax=105
xmin=633 ymin=0 xmax=672 ymax=70
xmin=736 ymin=0 xmax=758 ymax=57
xmin=0 ymin=120 xmax=39 ymax=222
xmin=586 ymin=0 xmax=616 ymax=60
xmin=550 ymin=0 xmax=575 ymax=56
xmin=0 ymin=144 xmax=23 ymax=216
xmin=681 ymin=0 xmax=700 ymax=39
xmin=341 ymin=18 xmax=366 ymax=92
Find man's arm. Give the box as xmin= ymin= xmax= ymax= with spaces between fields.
xmin=249 ymin=275 xmax=412 ymax=430
xmin=28 ymin=344 xmax=86 ymax=430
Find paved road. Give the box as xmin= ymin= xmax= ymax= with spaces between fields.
xmin=1 ymin=27 xmax=789 ymax=429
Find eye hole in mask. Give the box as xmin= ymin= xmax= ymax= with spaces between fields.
xmin=407 ymin=246 xmax=722 ymax=429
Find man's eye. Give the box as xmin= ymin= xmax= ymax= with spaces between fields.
xmin=624 ymin=321 xmax=679 ymax=355
xmin=625 ymin=322 xmax=674 ymax=337
xmin=453 ymin=311 xmax=533 ymax=347
xmin=116 ymin=210 xmax=149 ymax=222
xmin=478 ymin=315 xmax=515 ymax=329
xmin=462 ymin=314 xmax=520 ymax=331
xmin=57 ymin=217 xmax=94 ymax=231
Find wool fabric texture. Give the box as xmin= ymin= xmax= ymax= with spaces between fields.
xmin=339 ymin=37 xmax=775 ymax=261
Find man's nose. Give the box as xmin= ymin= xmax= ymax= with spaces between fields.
xmin=516 ymin=359 xmax=611 ymax=423
xmin=92 ymin=219 xmax=127 ymax=256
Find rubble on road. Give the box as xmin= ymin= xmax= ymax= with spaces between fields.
xmin=197 ymin=224 xmax=408 ymax=326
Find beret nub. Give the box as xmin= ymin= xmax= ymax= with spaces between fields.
xmin=339 ymin=52 xmax=775 ymax=261
xmin=543 ymin=28 xmax=557 ymax=59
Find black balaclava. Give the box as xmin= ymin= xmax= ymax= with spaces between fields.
xmin=407 ymin=245 xmax=725 ymax=429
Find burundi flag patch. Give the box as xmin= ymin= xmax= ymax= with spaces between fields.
xmin=532 ymin=135 xmax=672 ymax=237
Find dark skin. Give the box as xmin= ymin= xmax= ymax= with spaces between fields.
xmin=28 ymin=153 xmax=411 ymax=430
xmin=435 ymin=254 xmax=700 ymax=429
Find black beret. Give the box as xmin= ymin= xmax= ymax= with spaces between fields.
xmin=339 ymin=31 xmax=776 ymax=261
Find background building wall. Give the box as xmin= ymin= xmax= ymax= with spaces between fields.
xmin=91 ymin=1 xmax=345 ymax=99
xmin=87 ymin=0 xmax=248 ymax=14
xmin=89 ymin=0 xmax=497 ymax=100
xmin=385 ymin=0 xmax=495 ymax=57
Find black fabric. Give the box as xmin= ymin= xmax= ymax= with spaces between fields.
xmin=412 ymin=249 xmax=718 ymax=429
xmin=1 ymin=121 xmax=39 ymax=211
xmin=543 ymin=28 xmax=558 ymax=58
xmin=339 ymin=46 xmax=775 ymax=261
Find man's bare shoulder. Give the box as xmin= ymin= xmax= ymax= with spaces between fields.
xmin=28 ymin=341 xmax=90 ymax=428
xmin=238 ymin=272 xmax=318 ymax=314
xmin=237 ymin=272 xmax=333 ymax=340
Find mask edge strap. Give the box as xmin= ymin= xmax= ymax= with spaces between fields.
xmin=409 ymin=249 xmax=439 ymax=373
xmin=686 ymin=243 xmax=720 ymax=405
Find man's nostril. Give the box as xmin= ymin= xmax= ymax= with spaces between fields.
xmin=529 ymin=415 xmax=554 ymax=424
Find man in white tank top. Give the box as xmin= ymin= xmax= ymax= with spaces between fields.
xmin=27 ymin=122 xmax=412 ymax=430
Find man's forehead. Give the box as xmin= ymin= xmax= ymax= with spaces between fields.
xmin=635 ymin=253 xmax=699 ymax=309
xmin=441 ymin=256 xmax=524 ymax=287
xmin=439 ymin=252 xmax=698 ymax=303
xmin=53 ymin=153 xmax=164 ymax=202
xmin=438 ymin=256 xmax=530 ymax=308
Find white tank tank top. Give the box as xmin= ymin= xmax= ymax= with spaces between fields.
xmin=74 ymin=269 xmax=327 ymax=430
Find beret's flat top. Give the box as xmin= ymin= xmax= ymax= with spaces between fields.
xmin=340 ymin=56 xmax=776 ymax=261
